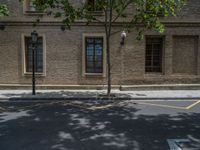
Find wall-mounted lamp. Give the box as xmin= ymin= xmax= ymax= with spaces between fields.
xmin=120 ymin=31 xmax=126 ymax=45
xmin=0 ymin=24 xmax=5 ymax=30
xmin=31 ymin=30 xmax=38 ymax=44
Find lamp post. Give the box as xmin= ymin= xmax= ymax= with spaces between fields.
xmin=31 ymin=30 xmax=38 ymax=95
xmin=120 ymin=31 xmax=127 ymax=45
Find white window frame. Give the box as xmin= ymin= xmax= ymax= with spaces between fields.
xmin=82 ymin=33 xmax=106 ymax=77
xmin=21 ymin=33 xmax=46 ymax=76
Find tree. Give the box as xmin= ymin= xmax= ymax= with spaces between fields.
xmin=33 ymin=0 xmax=186 ymax=96
xmin=0 ymin=4 xmax=9 ymax=17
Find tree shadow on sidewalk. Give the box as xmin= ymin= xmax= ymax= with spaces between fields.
xmin=2 ymin=90 xmax=132 ymax=100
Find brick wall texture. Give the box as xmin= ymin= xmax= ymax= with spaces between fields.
xmin=0 ymin=0 xmax=200 ymax=86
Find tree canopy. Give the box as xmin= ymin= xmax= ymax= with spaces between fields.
xmin=0 ymin=4 xmax=9 ymax=17
xmin=33 ymin=0 xmax=186 ymax=38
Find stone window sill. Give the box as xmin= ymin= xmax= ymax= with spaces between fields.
xmin=84 ymin=73 xmax=105 ymax=77
xmin=24 ymin=72 xmax=46 ymax=77
xmin=145 ymin=72 xmax=164 ymax=77
xmin=24 ymin=11 xmax=46 ymax=15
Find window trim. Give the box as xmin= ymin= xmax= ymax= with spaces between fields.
xmin=145 ymin=36 xmax=165 ymax=74
xmin=21 ymin=33 xmax=46 ymax=76
xmin=82 ymin=33 xmax=106 ymax=77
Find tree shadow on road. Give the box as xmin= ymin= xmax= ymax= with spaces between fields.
xmin=0 ymin=103 xmax=200 ymax=150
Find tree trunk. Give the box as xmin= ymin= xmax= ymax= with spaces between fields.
xmin=105 ymin=0 xmax=113 ymax=97
xmin=106 ymin=35 xmax=111 ymax=97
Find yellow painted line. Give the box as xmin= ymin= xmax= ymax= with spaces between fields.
xmin=137 ymin=102 xmax=187 ymax=110
xmin=62 ymin=101 xmax=118 ymax=111
xmin=186 ymin=100 xmax=200 ymax=109
xmin=63 ymin=102 xmax=93 ymax=110
xmin=89 ymin=104 xmax=114 ymax=110
xmin=88 ymin=102 xmax=121 ymax=110
xmin=0 ymin=106 xmax=6 ymax=111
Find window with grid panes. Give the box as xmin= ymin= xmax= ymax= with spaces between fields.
xmin=25 ymin=37 xmax=43 ymax=73
xmin=85 ymin=37 xmax=103 ymax=73
xmin=145 ymin=37 xmax=163 ymax=73
xmin=87 ymin=0 xmax=102 ymax=11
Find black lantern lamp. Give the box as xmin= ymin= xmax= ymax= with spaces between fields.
xmin=31 ymin=30 xmax=38 ymax=95
xmin=31 ymin=30 xmax=38 ymax=44
xmin=120 ymin=31 xmax=127 ymax=45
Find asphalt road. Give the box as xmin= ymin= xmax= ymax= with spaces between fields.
xmin=0 ymin=99 xmax=200 ymax=150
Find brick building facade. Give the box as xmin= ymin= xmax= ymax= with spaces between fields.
xmin=0 ymin=0 xmax=200 ymax=88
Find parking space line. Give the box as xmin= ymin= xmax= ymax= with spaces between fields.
xmin=63 ymin=102 xmax=93 ymax=110
xmin=136 ymin=102 xmax=187 ymax=110
xmin=89 ymin=104 xmax=115 ymax=110
xmin=65 ymin=101 xmax=119 ymax=111
xmin=0 ymin=99 xmax=199 ymax=112
xmin=135 ymin=100 xmax=200 ymax=110
xmin=186 ymin=100 xmax=200 ymax=109
xmin=0 ymin=106 xmax=6 ymax=111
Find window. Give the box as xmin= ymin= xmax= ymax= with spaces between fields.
xmin=82 ymin=33 xmax=106 ymax=76
xmin=145 ymin=37 xmax=163 ymax=73
xmin=86 ymin=0 xmax=102 ymax=11
xmin=24 ymin=36 xmax=43 ymax=73
xmin=85 ymin=37 xmax=103 ymax=73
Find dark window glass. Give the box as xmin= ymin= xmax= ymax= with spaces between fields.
xmin=145 ymin=37 xmax=163 ymax=73
xmin=87 ymin=0 xmax=102 ymax=11
xmin=25 ymin=37 xmax=43 ymax=73
xmin=85 ymin=37 xmax=103 ymax=73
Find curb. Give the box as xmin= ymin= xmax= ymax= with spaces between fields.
xmin=1 ymin=84 xmax=200 ymax=91
xmin=0 ymin=97 xmax=200 ymax=101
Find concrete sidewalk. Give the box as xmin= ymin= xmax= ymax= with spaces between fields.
xmin=0 ymin=90 xmax=200 ymax=101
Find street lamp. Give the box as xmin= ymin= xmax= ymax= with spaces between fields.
xmin=31 ymin=30 xmax=38 ymax=95
xmin=120 ymin=31 xmax=126 ymax=45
